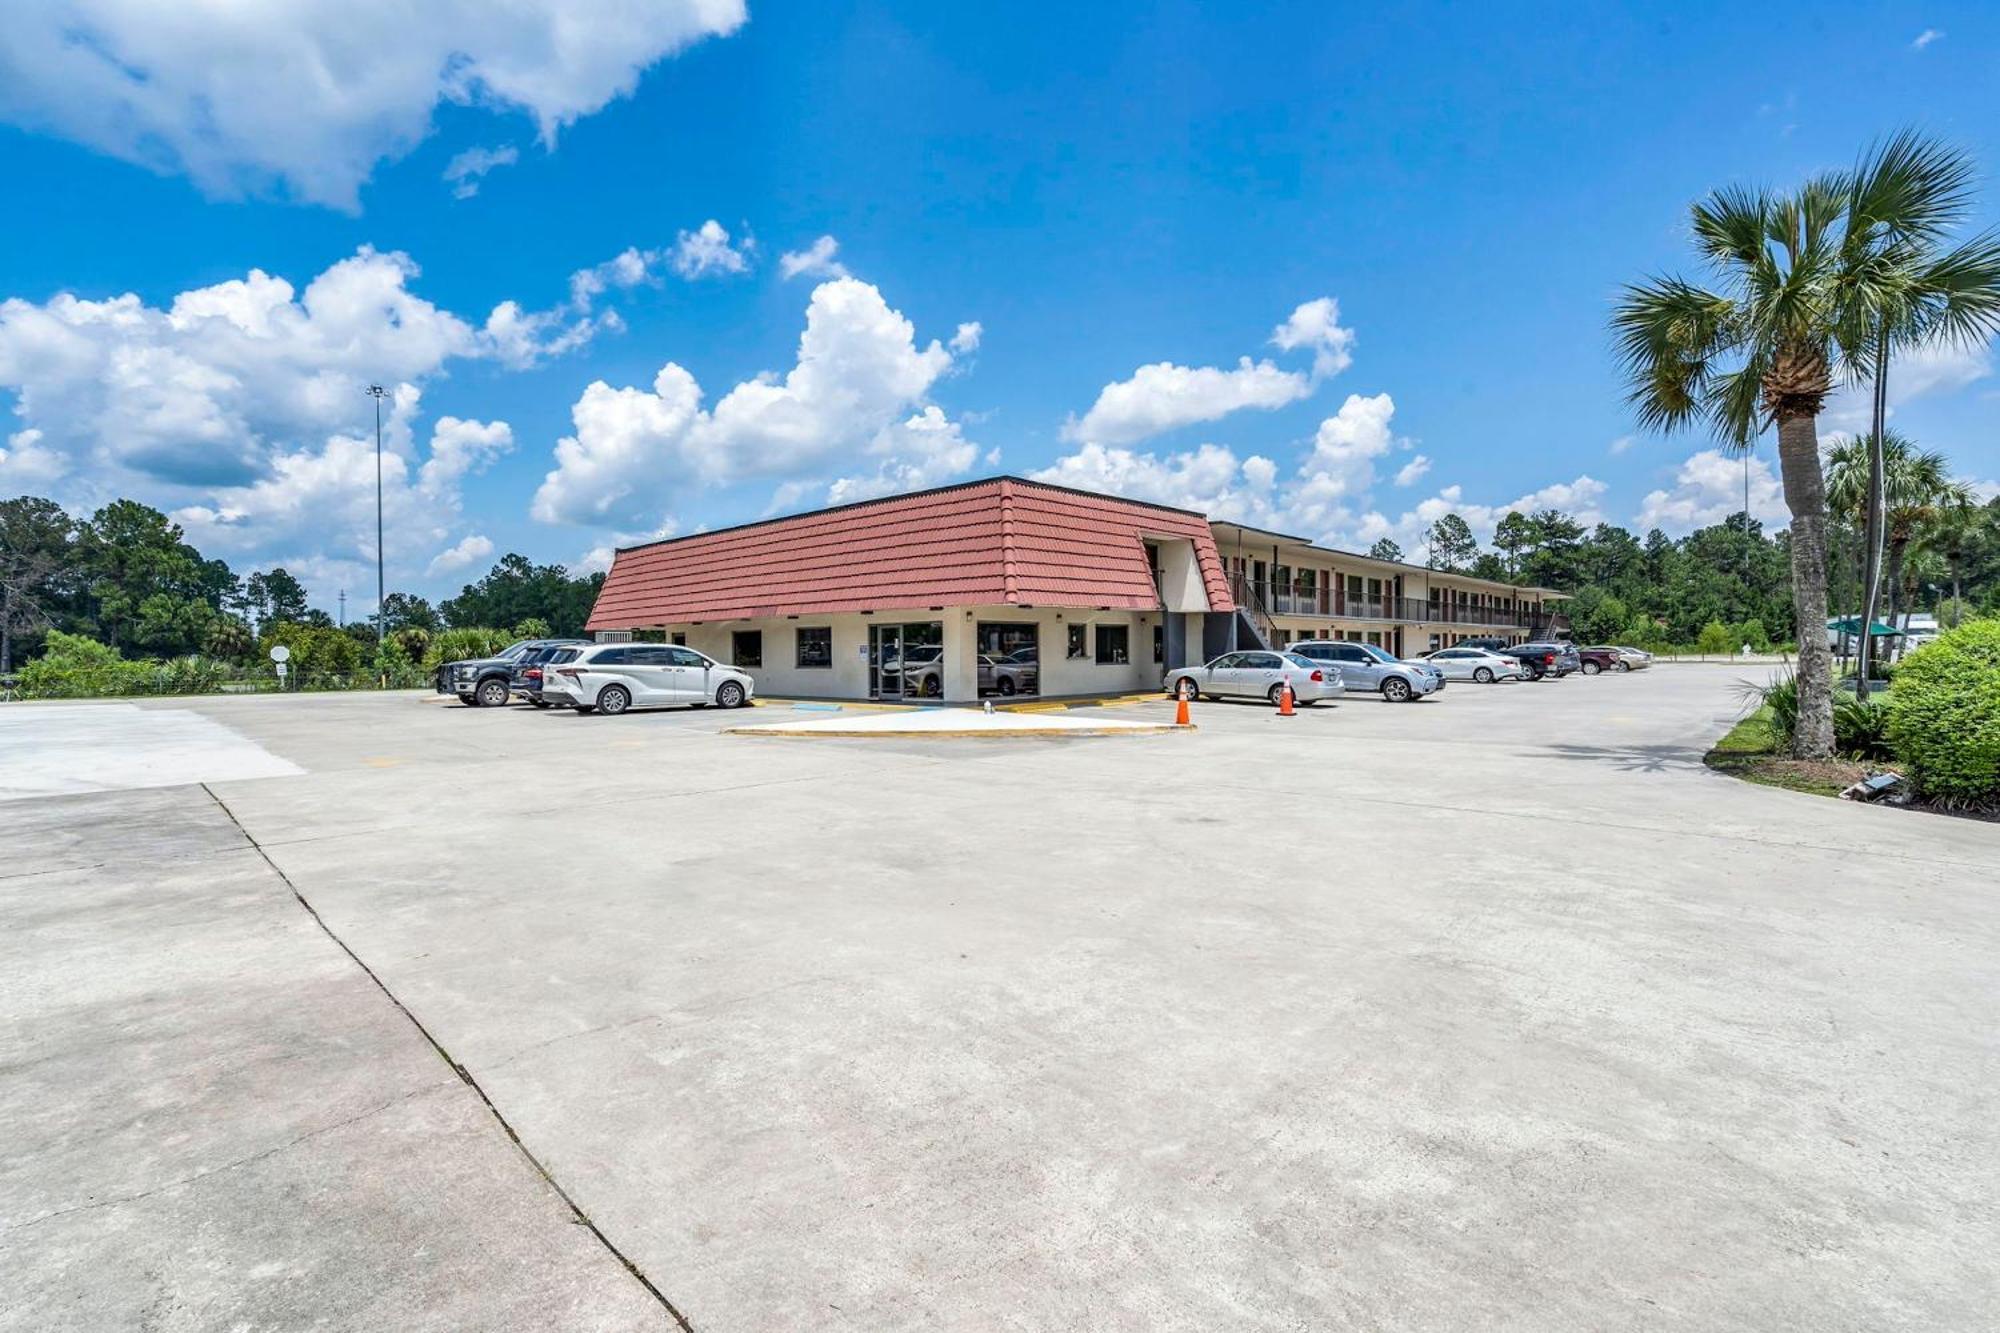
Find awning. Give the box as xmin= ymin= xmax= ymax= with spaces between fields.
xmin=1826 ymin=617 xmax=1901 ymax=636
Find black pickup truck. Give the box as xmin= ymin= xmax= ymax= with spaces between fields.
xmin=436 ymin=638 xmax=588 ymax=707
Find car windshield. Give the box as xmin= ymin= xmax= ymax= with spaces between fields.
xmin=496 ymin=641 xmax=534 ymax=660
xmin=1357 ymin=644 xmax=1397 ymax=662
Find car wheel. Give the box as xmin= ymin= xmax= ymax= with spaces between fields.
xmin=1617 ymin=660 xmax=1631 ymax=672
xmin=1382 ymin=677 xmax=1412 ymax=703
xmin=1582 ymin=661 xmax=1602 ymax=675
xmin=922 ymin=675 xmax=942 ymax=698
xmin=457 ymin=693 xmax=478 ymax=706
xmin=1473 ymin=667 xmax=1494 ymax=684
xmin=997 ymin=677 xmax=1017 ymax=696
xmin=1175 ymin=676 xmax=1202 ymax=700
xmin=1267 ymin=682 xmax=1291 ymax=705
xmin=597 ymin=684 xmax=632 ymax=716
xmin=476 ymin=677 xmax=509 ymax=707
xmin=717 ymin=680 xmax=746 ymax=709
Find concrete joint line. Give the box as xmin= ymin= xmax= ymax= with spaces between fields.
xmin=198 ymin=784 xmax=697 ymax=1333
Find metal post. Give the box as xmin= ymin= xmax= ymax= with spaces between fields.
xmin=366 ymin=385 xmax=389 ymax=650
xmin=1856 ymin=335 xmax=1889 ymax=698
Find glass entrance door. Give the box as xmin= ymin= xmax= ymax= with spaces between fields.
xmin=869 ymin=624 xmax=902 ymax=700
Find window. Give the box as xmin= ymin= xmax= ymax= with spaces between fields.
xmin=1067 ymin=624 xmax=1088 ymax=659
xmin=1153 ymin=623 xmax=1164 ymax=664
xmin=977 ymin=623 xmax=1038 ymax=696
xmin=732 ymin=630 xmax=762 ymax=668
xmin=670 ymin=632 xmax=686 ymax=646
xmin=796 ymin=626 xmax=832 ymax=668
xmin=1241 ymin=652 xmax=1282 ymax=669
xmin=590 ymin=646 xmax=632 ymax=665
xmin=666 ymin=647 xmax=708 ymax=667
xmin=1094 ymin=625 xmax=1130 ymax=665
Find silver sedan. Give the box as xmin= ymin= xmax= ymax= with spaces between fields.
xmin=1164 ymin=650 xmax=1340 ymax=705
xmin=1421 ymin=646 xmax=1526 ymax=683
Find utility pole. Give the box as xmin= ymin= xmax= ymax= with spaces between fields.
xmin=365 ymin=385 xmax=389 ymax=648
xmin=338 ymin=589 xmax=346 ymax=627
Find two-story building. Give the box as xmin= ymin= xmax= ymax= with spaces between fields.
xmin=585 ymin=476 xmax=1566 ymax=703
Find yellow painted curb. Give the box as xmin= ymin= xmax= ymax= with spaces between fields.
xmin=726 ymin=724 xmax=1195 ymax=739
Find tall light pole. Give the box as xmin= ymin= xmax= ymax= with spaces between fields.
xmin=365 ymin=384 xmax=389 ymax=647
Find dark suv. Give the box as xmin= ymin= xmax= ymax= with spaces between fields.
xmin=511 ymin=641 xmax=592 ymax=706
xmin=437 ymin=638 xmax=588 ymax=707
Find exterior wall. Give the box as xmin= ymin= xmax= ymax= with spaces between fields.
xmin=655 ymin=605 xmax=1165 ymax=702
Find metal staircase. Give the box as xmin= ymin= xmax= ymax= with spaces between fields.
xmin=1227 ymin=573 xmax=1278 ymax=650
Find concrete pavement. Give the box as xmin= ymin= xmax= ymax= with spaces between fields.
xmin=3 ymin=668 xmax=1996 ymax=1329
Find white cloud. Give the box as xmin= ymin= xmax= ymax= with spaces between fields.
xmin=443 ymin=144 xmax=519 ymax=199
xmin=1609 ymin=434 xmax=1636 ymax=456
xmin=1270 ymin=297 xmax=1356 ymax=380
xmin=0 ymin=2 xmax=747 ymax=210
xmin=1394 ymin=454 xmax=1432 ymax=487
xmin=427 ymin=533 xmax=494 ymax=576
xmin=0 ymin=249 xmax=481 ymax=489
xmin=949 ymin=322 xmax=983 ymax=355
xmin=1822 ymin=335 xmax=1993 ymax=432
xmin=671 ymin=220 xmax=753 ymax=278
xmin=1635 ymin=448 xmax=1786 ymax=534
xmin=779 ymin=235 xmax=848 ymax=281
xmin=1063 ymin=359 xmax=1311 ymax=447
xmin=1030 ymin=442 xmax=1280 ymax=524
xmin=825 ymin=406 xmax=981 ymax=506
xmin=0 ymin=427 xmax=66 ymax=487
xmin=419 ymin=416 xmax=514 ymax=496
xmin=1912 ymin=28 xmax=1945 ymax=50
xmin=1063 ymin=297 xmax=1353 ymax=447
xmin=532 ymin=278 xmax=978 ymax=528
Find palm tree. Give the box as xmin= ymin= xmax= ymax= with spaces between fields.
xmin=1836 ymin=133 xmax=2000 ymax=689
xmin=1920 ymin=502 xmax=1988 ymax=627
xmin=1826 ymin=431 xmax=1970 ymax=642
xmin=1614 ymin=140 xmax=2000 ymax=753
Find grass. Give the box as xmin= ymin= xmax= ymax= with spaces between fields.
xmin=1703 ymin=704 xmax=1865 ymax=798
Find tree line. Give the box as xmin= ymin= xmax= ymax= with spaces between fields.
xmin=0 ymin=494 xmax=604 ymax=676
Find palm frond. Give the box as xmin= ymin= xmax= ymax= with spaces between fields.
xmin=1847 ymin=129 xmax=1977 ymax=244
xmin=1708 ymin=357 xmax=1769 ymax=448
xmin=1690 ymin=185 xmax=1771 ymax=270
xmin=1611 ymin=278 xmax=1740 ymax=431
xmin=1911 ymin=230 xmax=2000 ymax=347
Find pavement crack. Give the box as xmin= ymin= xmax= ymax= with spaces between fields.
xmin=2 ymin=1083 xmax=451 ymax=1235
xmin=197 ymin=783 xmax=697 ymax=1333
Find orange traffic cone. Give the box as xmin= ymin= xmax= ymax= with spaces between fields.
xmin=1278 ymin=680 xmax=1295 ymax=716
xmin=1175 ymin=693 xmax=1191 ymax=727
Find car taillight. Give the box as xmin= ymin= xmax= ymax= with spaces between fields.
xmin=1309 ymin=670 xmax=1324 ymax=682
xmin=525 ymin=668 xmax=542 ymax=680
xmin=557 ymin=667 xmax=581 ymax=679
xmin=1543 ymin=654 xmax=1555 ymax=664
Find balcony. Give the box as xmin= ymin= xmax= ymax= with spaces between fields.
xmin=1237 ymin=577 xmax=1546 ymax=630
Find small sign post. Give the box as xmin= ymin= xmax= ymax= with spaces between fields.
xmin=269 ymin=644 xmax=291 ymax=690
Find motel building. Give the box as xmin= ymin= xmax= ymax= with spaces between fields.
xmin=585 ymin=476 xmax=1567 ymax=704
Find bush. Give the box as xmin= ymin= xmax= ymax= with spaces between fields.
xmin=1754 ymin=671 xmax=1799 ymax=746
xmin=425 ymin=627 xmax=514 ymax=672
xmin=1886 ymin=620 xmax=2000 ymax=802
xmin=15 ymin=631 xmax=155 ymax=698
xmin=1833 ymin=694 xmax=1892 ymax=761
xmin=1696 ymin=619 xmax=1732 ymax=654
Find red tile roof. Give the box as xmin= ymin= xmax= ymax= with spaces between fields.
xmin=586 ymin=477 xmax=1233 ymax=629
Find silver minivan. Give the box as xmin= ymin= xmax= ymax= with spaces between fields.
xmin=542 ymin=643 xmax=756 ymax=715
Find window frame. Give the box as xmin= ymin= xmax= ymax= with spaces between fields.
xmin=731 ymin=629 xmax=763 ymax=669
xmin=795 ymin=625 xmax=833 ymax=669
xmin=1094 ymin=624 xmax=1131 ymax=666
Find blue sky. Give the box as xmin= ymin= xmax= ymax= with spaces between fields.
xmin=2 ymin=2 xmax=1997 ymax=612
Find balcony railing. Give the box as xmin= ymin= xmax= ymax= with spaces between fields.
xmin=1236 ymin=576 xmax=1548 ymax=630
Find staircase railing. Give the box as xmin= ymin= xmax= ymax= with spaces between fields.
xmin=1227 ymin=573 xmax=1280 ymax=649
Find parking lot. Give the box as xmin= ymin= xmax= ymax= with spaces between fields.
xmin=5 ymin=669 xmax=1998 ymax=1330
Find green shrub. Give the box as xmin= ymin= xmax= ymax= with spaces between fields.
xmin=1737 ymin=671 xmax=1799 ymax=746
xmin=1886 ymin=620 xmax=2000 ymax=802
xmin=425 ymin=627 xmax=514 ymax=672
xmin=1696 ymin=619 xmax=1732 ymax=654
xmin=1833 ymin=694 xmax=1892 ymax=761
xmin=15 ymin=631 xmax=156 ymax=698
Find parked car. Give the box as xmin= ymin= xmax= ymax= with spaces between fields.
xmin=906 ymin=653 xmax=1038 ymax=697
xmin=541 ymin=642 xmax=755 ymax=715
xmin=1421 ymin=646 xmax=1525 ymax=683
xmin=437 ymin=638 xmax=583 ymax=707
xmin=1164 ymin=650 xmax=1339 ymax=705
xmin=1508 ymin=641 xmax=1579 ymax=681
xmin=1589 ymin=645 xmax=1653 ymax=671
xmin=1286 ymin=640 xmax=1444 ymax=702
xmin=511 ymin=639 xmax=592 ymax=705
xmin=878 ymin=642 xmax=943 ymax=694
xmin=998 ymin=646 xmax=1039 ymax=693
xmin=1575 ymin=646 xmax=1624 ymax=676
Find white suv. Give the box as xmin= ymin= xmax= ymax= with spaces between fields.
xmin=543 ymin=643 xmax=755 ymax=715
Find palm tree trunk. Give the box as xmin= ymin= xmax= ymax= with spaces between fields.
xmin=1775 ymin=410 xmax=1835 ymax=758
xmin=1884 ymin=537 xmax=1907 ymax=653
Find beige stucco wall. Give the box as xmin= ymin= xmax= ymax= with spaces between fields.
xmin=653 ymin=605 xmax=1167 ymax=702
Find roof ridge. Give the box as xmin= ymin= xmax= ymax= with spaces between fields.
xmin=999 ymin=478 xmax=1019 ymax=603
